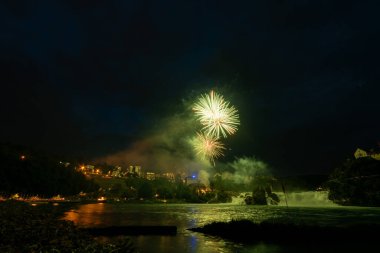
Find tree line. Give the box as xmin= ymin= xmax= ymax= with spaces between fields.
xmin=0 ymin=143 xmax=97 ymax=198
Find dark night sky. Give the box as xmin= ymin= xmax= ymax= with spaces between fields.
xmin=1 ymin=0 xmax=379 ymax=175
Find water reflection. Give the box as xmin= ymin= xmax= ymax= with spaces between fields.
xmin=63 ymin=203 xmax=380 ymax=253
xmin=240 ymin=243 xmax=281 ymax=253
xmin=189 ymin=234 xmax=198 ymax=252
xmin=65 ymin=203 xmax=105 ymax=226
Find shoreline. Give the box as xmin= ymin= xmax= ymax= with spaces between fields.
xmin=189 ymin=219 xmax=380 ymax=244
xmin=0 ymin=201 xmax=136 ymax=252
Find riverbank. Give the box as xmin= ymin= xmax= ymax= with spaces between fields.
xmin=189 ymin=219 xmax=379 ymax=244
xmin=0 ymin=201 xmax=135 ymax=252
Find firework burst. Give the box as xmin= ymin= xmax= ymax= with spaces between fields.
xmin=192 ymin=132 xmax=225 ymax=163
xmin=193 ymin=90 xmax=240 ymax=138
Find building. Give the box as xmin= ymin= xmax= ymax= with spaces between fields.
xmin=146 ymin=172 xmax=156 ymax=180
xmin=128 ymin=165 xmax=142 ymax=177
xmin=185 ymin=175 xmax=199 ymax=185
xmin=77 ymin=164 xmax=96 ymax=175
xmin=111 ymin=166 xmax=124 ymax=177
xmin=354 ymin=148 xmax=380 ymax=160
xmin=161 ymin=172 xmax=175 ymax=182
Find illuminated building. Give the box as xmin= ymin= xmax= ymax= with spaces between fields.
xmin=86 ymin=165 xmax=95 ymax=173
xmin=128 ymin=165 xmax=142 ymax=177
xmin=185 ymin=175 xmax=199 ymax=185
xmin=146 ymin=172 xmax=156 ymax=180
xmin=111 ymin=166 xmax=124 ymax=177
xmin=161 ymin=172 xmax=175 ymax=182
xmin=354 ymin=148 xmax=380 ymax=160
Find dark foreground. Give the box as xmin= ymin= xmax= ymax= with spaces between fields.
xmin=0 ymin=201 xmax=135 ymax=253
xmin=189 ymin=219 xmax=379 ymax=244
xmin=83 ymin=225 xmax=177 ymax=236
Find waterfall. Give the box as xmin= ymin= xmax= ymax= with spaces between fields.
xmin=231 ymin=194 xmax=246 ymax=205
xmin=231 ymin=191 xmax=337 ymax=206
xmin=275 ymin=191 xmax=337 ymax=207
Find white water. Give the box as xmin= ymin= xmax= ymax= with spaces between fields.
xmin=231 ymin=191 xmax=337 ymax=207
xmin=277 ymin=191 xmax=337 ymax=207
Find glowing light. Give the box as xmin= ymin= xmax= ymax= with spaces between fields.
xmin=193 ymin=90 xmax=240 ymax=138
xmin=11 ymin=193 xmax=20 ymax=199
xmin=97 ymin=196 xmax=106 ymax=202
xmin=52 ymin=195 xmax=65 ymax=201
xmin=192 ymin=132 xmax=225 ymax=163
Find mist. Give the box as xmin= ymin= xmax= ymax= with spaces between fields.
xmin=96 ymin=113 xmax=212 ymax=174
xmin=96 ymin=93 xmax=271 ymax=189
xmin=96 ymin=111 xmax=272 ymax=189
xmin=216 ymin=156 xmax=272 ymax=188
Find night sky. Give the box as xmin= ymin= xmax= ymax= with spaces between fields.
xmin=1 ymin=0 xmax=379 ymax=175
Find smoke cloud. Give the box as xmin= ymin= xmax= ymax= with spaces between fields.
xmin=96 ymin=113 xmax=271 ymax=189
xmin=221 ymin=156 xmax=271 ymax=185
xmin=96 ymin=94 xmax=270 ymax=188
xmin=97 ymin=113 xmax=212 ymax=173
xmin=198 ymin=169 xmax=211 ymax=186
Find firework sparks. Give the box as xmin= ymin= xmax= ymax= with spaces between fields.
xmin=193 ymin=90 xmax=240 ymax=138
xmin=192 ymin=132 xmax=225 ymax=163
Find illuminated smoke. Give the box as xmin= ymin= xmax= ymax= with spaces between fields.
xmin=97 ymin=114 xmax=212 ymax=172
xmin=222 ymin=157 xmax=271 ymax=185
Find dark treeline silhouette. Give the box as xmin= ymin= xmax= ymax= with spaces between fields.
xmin=101 ymin=176 xmax=219 ymax=203
xmin=0 ymin=143 xmax=98 ymax=197
xmin=328 ymin=157 xmax=380 ymax=206
xmin=272 ymin=174 xmax=328 ymax=192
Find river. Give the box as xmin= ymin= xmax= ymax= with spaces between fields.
xmin=63 ymin=192 xmax=380 ymax=253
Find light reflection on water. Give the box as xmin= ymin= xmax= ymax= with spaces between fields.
xmin=63 ymin=203 xmax=380 ymax=252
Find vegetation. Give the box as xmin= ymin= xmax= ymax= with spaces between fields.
xmin=0 ymin=143 xmax=98 ymax=197
xmin=0 ymin=143 xmax=282 ymax=204
xmin=0 ymin=201 xmax=135 ymax=252
xmin=327 ymin=157 xmax=380 ymax=206
xmin=0 ymin=142 xmax=231 ymax=203
xmin=93 ymin=176 xmax=212 ymax=203
xmin=189 ymin=219 xmax=378 ymax=244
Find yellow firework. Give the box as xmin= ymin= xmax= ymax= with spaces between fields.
xmin=192 ymin=132 xmax=225 ymax=163
xmin=193 ymin=90 xmax=240 ymax=138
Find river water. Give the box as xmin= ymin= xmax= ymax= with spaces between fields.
xmin=63 ymin=192 xmax=380 ymax=253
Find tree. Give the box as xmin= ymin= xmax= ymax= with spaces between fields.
xmin=0 ymin=143 xmax=98 ymax=197
xmin=137 ymin=181 xmax=154 ymax=199
xmin=327 ymin=157 xmax=380 ymax=206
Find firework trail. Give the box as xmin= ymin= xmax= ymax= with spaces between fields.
xmin=193 ymin=90 xmax=240 ymax=138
